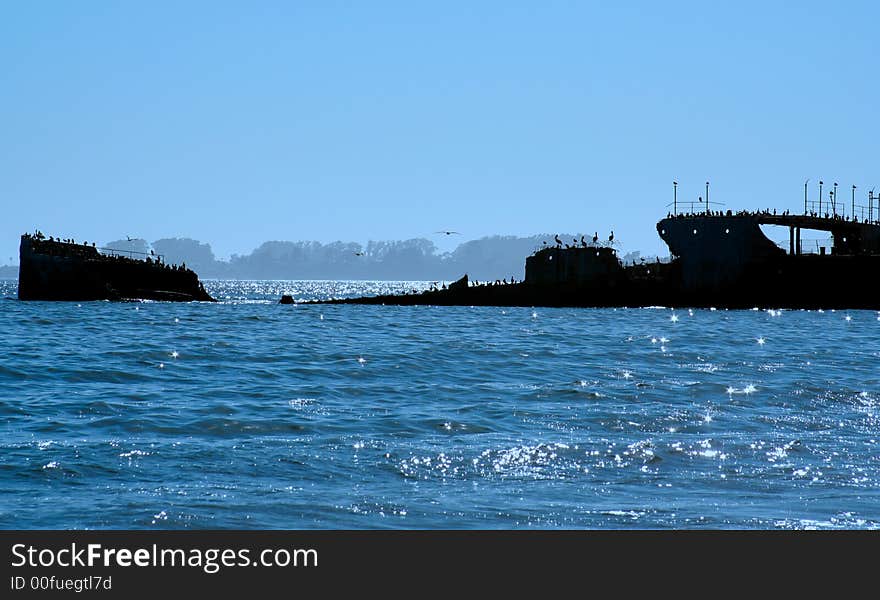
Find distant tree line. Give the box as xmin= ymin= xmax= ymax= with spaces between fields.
xmin=0 ymin=235 xmax=654 ymax=281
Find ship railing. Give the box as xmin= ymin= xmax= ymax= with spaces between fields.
xmin=803 ymin=200 xmax=880 ymax=224
xmin=666 ymin=200 xmax=726 ymax=216
xmin=99 ymin=247 xmax=165 ymax=263
xmin=790 ymin=237 xmax=833 ymax=255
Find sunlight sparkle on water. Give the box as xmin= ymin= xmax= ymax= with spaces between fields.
xmin=728 ymin=384 xmax=757 ymax=395
xmin=670 ymin=314 xmax=679 ymax=322
xmin=757 ymin=337 xmax=765 ymax=345
xmin=5 ymin=278 xmax=880 ymax=530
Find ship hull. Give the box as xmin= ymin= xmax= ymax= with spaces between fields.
xmin=315 ymin=213 xmax=880 ymax=310
xmin=316 ymin=257 xmax=880 ymax=311
xmin=18 ymin=236 xmax=215 ymax=302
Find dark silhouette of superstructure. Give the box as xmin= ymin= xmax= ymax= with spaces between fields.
xmin=18 ymin=233 xmax=215 ymax=301
xmin=310 ymin=205 xmax=880 ymax=309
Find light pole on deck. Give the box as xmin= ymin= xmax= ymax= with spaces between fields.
xmin=852 ymin=185 xmax=856 ymax=219
xmin=804 ymin=179 xmax=809 ymax=215
xmin=833 ymin=182 xmax=838 ymax=215
xmin=819 ymin=180 xmax=823 ymax=215
xmin=673 ymin=181 xmax=678 ymax=215
xmin=705 ymin=181 xmax=710 ymax=216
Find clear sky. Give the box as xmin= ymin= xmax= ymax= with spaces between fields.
xmin=2 ymin=1 xmax=878 ymax=264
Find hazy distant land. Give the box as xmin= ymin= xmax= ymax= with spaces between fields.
xmin=2 ymin=235 xmax=655 ymax=281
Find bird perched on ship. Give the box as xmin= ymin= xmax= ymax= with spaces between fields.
xmin=580 ymin=235 xmax=587 ymax=247
xmin=554 ymin=234 xmax=562 ymax=247
xmin=592 ymin=232 xmax=599 ymax=245
xmin=608 ymin=231 xmax=614 ymax=245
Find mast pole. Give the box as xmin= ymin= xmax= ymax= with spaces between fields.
xmin=673 ymin=181 xmax=677 ymax=215
xmin=852 ymin=185 xmax=856 ymax=219
xmin=705 ymin=181 xmax=710 ymax=216
xmin=804 ymin=179 xmax=809 ymax=214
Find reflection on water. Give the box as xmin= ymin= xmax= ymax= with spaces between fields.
xmin=1 ymin=279 xmax=879 ymax=529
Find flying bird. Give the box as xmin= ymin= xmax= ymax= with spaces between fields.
xmin=435 ymin=231 xmax=460 ymax=235
xmin=354 ymin=252 xmax=364 ymax=256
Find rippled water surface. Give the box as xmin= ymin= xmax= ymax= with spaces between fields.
xmin=2 ymin=279 xmax=880 ymax=529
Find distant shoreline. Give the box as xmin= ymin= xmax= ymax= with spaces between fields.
xmin=92 ymin=234 xmax=657 ymax=281
xmin=3 ymin=233 xmax=663 ymax=282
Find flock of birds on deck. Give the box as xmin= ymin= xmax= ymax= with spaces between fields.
xmin=546 ymin=231 xmax=615 ymax=250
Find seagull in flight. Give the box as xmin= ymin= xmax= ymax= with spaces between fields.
xmin=435 ymin=231 xmax=461 ymax=236
xmin=354 ymin=252 xmax=365 ymax=256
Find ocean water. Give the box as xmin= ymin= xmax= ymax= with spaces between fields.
xmin=2 ymin=278 xmax=879 ymax=530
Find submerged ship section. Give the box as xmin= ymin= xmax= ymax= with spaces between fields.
xmin=316 ymin=243 xmax=679 ymax=308
xmin=18 ymin=234 xmax=215 ymax=302
xmin=524 ymin=246 xmax=623 ymax=287
xmin=314 ymin=202 xmax=880 ymax=309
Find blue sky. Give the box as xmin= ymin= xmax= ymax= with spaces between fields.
xmin=2 ymin=1 xmax=878 ymax=263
